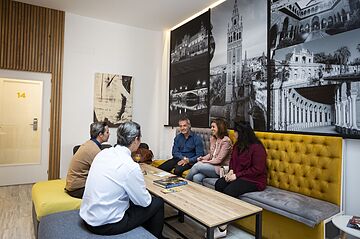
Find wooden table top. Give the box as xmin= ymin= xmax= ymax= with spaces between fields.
xmin=141 ymin=164 xmax=262 ymax=228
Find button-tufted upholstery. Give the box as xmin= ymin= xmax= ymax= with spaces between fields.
xmin=175 ymin=127 xmax=213 ymax=155
xmin=256 ymin=132 xmax=342 ymax=206
xmin=155 ymin=128 xmax=343 ymax=239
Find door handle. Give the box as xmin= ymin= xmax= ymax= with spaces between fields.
xmin=30 ymin=118 xmax=38 ymax=131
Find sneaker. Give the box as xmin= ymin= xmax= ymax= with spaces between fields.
xmin=204 ymin=227 xmax=227 ymax=239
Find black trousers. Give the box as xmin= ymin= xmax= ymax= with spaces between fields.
xmin=158 ymin=157 xmax=192 ymax=176
xmin=65 ymin=187 xmax=85 ymax=199
xmin=84 ymin=197 xmax=164 ymax=238
xmin=215 ymin=177 xmax=258 ymax=198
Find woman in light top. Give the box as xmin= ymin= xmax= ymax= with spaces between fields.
xmin=210 ymin=121 xmax=267 ymax=238
xmin=186 ymin=118 xmax=232 ymax=184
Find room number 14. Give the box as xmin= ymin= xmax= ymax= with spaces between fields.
xmin=17 ymin=92 xmax=26 ymax=98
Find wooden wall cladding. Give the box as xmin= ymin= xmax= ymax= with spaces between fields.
xmin=0 ymin=0 xmax=65 ymax=179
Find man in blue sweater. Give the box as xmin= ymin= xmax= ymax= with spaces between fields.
xmin=159 ymin=117 xmax=204 ymax=176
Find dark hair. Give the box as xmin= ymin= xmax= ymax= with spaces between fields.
xmin=139 ymin=143 xmax=149 ymax=149
xmin=233 ymin=121 xmax=263 ymax=152
xmin=90 ymin=122 xmax=108 ymax=139
xmin=211 ymin=118 xmax=228 ymax=139
xmin=116 ymin=121 xmax=141 ymax=147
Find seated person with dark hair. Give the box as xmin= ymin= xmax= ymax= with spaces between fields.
xmin=65 ymin=121 xmax=109 ymax=199
xmin=211 ymin=121 xmax=267 ymax=238
xmin=80 ymin=121 xmax=167 ymax=239
xmin=131 ymin=143 xmax=154 ymax=164
xmin=159 ymin=117 xmax=204 ymax=176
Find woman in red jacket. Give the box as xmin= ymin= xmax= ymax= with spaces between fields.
xmin=211 ymin=121 xmax=267 ymax=238
xmin=215 ymin=121 xmax=267 ymax=197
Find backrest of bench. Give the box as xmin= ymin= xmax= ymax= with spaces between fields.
xmin=176 ymin=127 xmax=212 ymax=154
xmin=178 ymin=128 xmax=342 ymax=206
xmin=255 ymin=132 xmax=342 ymax=206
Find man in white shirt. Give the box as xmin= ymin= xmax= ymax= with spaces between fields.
xmin=80 ymin=121 xmax=166 ymax=238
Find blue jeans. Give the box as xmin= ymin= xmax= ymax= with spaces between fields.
xmin=186 ymin=162 xmax=219 ymax=184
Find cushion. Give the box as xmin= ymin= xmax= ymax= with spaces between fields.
xmin=239 ymin=186 xmax=340 ymax=227
xmin=38 ymin=210 xmax=156 ymax=239
xmin=151 ymin=160 xmax=165 ymax=168
xmin=200 ymin=179 xmax=340 ymax=227
xmin=32 ymin=179 xmax=81 ymax=220
xmin=202 ymin=177 xmax=218 ymax=189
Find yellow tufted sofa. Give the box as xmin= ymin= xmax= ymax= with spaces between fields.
xmin=153 ymin=129 xmax=343 ymax=239
xmin=236 ymin=131 xmax=343 ymax=239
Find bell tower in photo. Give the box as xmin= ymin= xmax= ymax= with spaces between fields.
xmin=226 ymin=0 xmax=243 ymax=103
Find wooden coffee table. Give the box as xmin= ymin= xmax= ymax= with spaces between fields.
xmin=141 ymin=164 xmax=262 ymax=239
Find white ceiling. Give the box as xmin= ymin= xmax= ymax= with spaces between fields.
xmin=16 ymin=0 xmax=220 ymax=31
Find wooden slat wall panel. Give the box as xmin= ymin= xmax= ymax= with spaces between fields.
xmin=0 ymin=0 xmax=64 ymax=179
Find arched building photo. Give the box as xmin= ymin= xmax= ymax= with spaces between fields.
xmin=270 ymin=0 xmax=360 ymax=51
xmin=270 ymin=24 xmax=360 ymax=135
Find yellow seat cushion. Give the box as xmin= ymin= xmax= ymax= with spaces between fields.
xmin=228 ymin=129 xmax=237 ymax=144
xmin=151 ymin=159 xmax=166 ymax=168
xmin=32 ymin=179 xmax=81 ymax=221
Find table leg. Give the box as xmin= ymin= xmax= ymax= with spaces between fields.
xmin=178 ymin=211 xmax=185 ymax=223
xmin=255 ymin=212 xmax=262 ymax=239
xmin=206 ymin=227 xmax=214 ymax=239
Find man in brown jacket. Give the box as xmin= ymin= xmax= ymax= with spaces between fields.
xmin=65 ymin=122 xmax=110 ymax=198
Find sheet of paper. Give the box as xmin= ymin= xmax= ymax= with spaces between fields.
xmin=153 ymin=171 xmax=171 ymax=177
xmin=161 ymin=188 xmax=182 ymax=194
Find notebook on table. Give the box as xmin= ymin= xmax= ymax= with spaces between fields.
xmin=153 ymin=176 xmax=188 ymax=189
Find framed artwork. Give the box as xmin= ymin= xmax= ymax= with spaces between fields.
xmin=169 ymin=11 xmax=210 ymax=128
xmin=93 ymin=73 xmax=133 ymax=127
xmin=269 ymin=0 xmax=360 ymax=138
xmin=210 ymin=0 xmax=268 ymax=130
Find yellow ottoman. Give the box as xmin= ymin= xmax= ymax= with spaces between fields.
xmin=32 ymin=179 xmax=81 ymax=237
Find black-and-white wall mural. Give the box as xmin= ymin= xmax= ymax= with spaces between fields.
xmin=169 ymin=11 xmax=210 ymax=127
xmin=270 ymin=0 xmax=360 ymax=52
xmin=270 ymin=0 xmax=360 ymax=137
xmin=209 ymin=0 xmax=268 ymax=129
xmin=167 ymin=0 xmax=360 ymax=138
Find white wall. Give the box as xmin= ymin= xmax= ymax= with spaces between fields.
xmin=343 ymin=139 xmax=360 ymax=215
xmin=60 ymin=13 xmax=165 ymax=177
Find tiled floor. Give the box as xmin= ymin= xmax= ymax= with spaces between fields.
xmin=0 ymin=184 xmax=35 ymax=239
